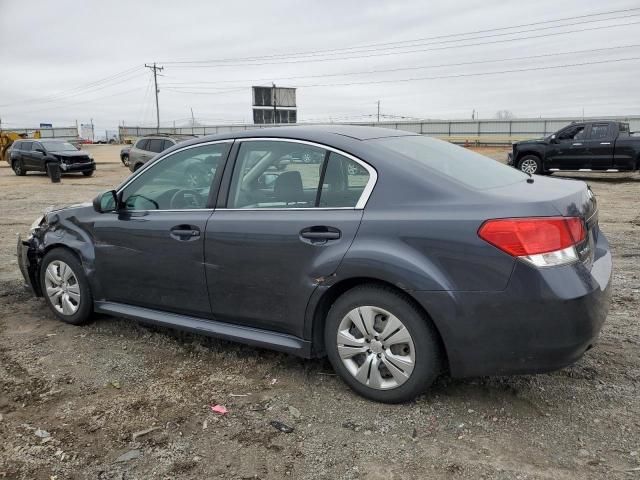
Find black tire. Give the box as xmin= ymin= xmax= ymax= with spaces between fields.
xmin=517 ymin=155 xmax=542 ymax=175
xmin=82 ymin=170 xmax=94 ymax=177
xmin=121 ymin=154 xmax=129 ymax=167
xmin=324 ymin=285 xmax=442 ymax=403
xmin=39 ymin=249 xmax=93 ymax=325
xmin=12 ymin=159 xmax=26 ymax=176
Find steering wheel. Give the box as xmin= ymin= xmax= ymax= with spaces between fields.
xmin=169 ymin=189 xmax=203 ymax=209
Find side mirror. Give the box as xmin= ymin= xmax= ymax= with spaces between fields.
xmin=36 ymin=148 xmax=47 ymax=154
xmin=549 ymin=134 xmax=557 ymax=143
xmin=93 ymin=190 xmax=118 ymax=213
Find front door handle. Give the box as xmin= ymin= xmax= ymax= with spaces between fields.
xmin=170 ymin=225 xmax=201 ymax=241
xmin=300 ymin=226 xmax=341 ymax=243
xmin=572 ymin=142 xmax=583 ymax=146
xmin=600 ymin=142 xmax=611 ymax=145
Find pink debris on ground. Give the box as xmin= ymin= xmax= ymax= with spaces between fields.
xmin=210 ymin=404 xmax=228 ymax=415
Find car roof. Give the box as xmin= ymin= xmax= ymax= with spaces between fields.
xmin=232 ymin=125 xmax=415 ymax=141
xmin=174 ymin=125 xmax=417 ymax=151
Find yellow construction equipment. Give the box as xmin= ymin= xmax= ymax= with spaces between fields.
xmin=1 ymin=130 xmax=41 ymax=163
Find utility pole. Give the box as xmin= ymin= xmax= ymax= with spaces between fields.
xmin=190 ymin=107 xmax=195 ymax=134
xmin=377 ymin=100 xmax=380 ymax=123
xmin=90 ymin=118 xmax=94 ymax=143
xmin=145 ymin=63 xmax=164 ymax=132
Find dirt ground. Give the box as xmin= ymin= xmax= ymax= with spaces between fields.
xmin=0 ymin=145 xmax=638 ymax=479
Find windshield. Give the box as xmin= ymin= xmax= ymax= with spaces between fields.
xmin=370 ymin=135 xmax=527 ymax=189
xmin=43 ymin=141 xmax=78 ymax=152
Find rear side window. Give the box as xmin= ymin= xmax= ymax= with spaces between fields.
xmin=590 ymin=124 xmax=610 ymax=140
xmin=370 ymin=136 xmax=527 ymax=190
xmin=148 ymin=139 xmax=164 ymax=153
xmin=135 ymin=138 xmax=150 ymax=150
xmin=318 ymin=152 xmax=370 ymax=208
xmin=162 ymin=139 xmax=174 ymax=151
xmin=619 ymin=123 xmax=630 ymax=135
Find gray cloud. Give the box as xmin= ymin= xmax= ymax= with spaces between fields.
xmin=1 ymin=0 xmax=639 ymax=133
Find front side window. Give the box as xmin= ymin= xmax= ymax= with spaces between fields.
xmin=589 ymin=124 xmax=610 ymax=140
xmin=558 ymin=125 xmax=585 ymax=141
xmin=227 ymin=141 xmax=372 ymax=209
xmin=32 ymin=142 xmax=44 ymax=152
xmin=121 ymin=142 xmax=230 ymax=210
xmin=21 ymin=142 xmax=32 ymax=151
xmin=162 ymin=139 xmax=174 ymax=151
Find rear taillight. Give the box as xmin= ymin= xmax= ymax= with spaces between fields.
xmin=478 ymin=217 xmax=586 ymax=267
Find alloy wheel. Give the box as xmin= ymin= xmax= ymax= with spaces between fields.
xmin=44 ymin=260 xmax=81 ymax=316
xmin=520 ymin=158 xmax=538 ymax=174
xmin=336 ymin=306 xmax=415 ymax=390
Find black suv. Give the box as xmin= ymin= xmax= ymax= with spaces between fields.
xmin=10 ymin=139 xmax=96 ymax=177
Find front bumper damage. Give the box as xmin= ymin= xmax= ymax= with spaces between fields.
xmin=17 ymin=234 xmax=42 ymax=296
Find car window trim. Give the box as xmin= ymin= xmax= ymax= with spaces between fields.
xmin=220 ymin=137 xmax=377 ymax=211
xmin=115 ymin=139 xmax=234 ymax=212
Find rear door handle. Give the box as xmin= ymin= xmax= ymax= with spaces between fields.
xmin=572 ymin=143 xmax=583 ymax=146
xmin=170 ymin=225 xmax=201 ymax=241
xmin=600 ymin=142 xmax=611 ymax=145
xmin=300 ymin=226 xmax=341 ymax=243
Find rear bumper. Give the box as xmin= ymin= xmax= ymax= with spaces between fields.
xmin=413 ymin=230 xmax=612 ymax=378
xmin=60 ymin=161 xmax=95 ymax=173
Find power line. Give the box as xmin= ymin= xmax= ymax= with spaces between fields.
xmin=162 ymin=7 xmax=640 ymax=65
xmin=296 ymin=56 xmax=640 ymax=88
xmin=0 ymin=66 xmax=143 ymax=108
xmin=160 ymin=44 xmax=640 ymax=89
xmin=163 ymin=19 xmax=640 ymax=68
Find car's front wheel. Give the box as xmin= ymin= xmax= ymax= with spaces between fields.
xmin=40 ymin=249 xmax=93 ymax=325
xmin=325 ymin=285 xmax=441 ymax=403
xmin=82 ymin=170 xmax=94 ymax=177
xmin=517 ymin=155 xmax=542 ymax=175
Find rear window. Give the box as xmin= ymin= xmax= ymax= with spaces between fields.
xmin=370 ymin=136 xmax=527 ymax=190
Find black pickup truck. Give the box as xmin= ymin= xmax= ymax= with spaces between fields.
xmin=508 ymin=121 xmax=640 ymax=175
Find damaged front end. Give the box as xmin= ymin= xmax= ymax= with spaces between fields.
xmin=17 ymin=214 xmax=49 ymax=296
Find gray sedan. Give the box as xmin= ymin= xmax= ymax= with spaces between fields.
xmin=18 ymin=126 xmax=611 ymax=403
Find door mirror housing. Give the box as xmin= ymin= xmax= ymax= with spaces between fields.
xmin=549 ymin=134 xmax=557 ymax=144
xmin=93 ymin=190 xmax=118 ymax=213
xmin=36 ymin=148 xmax=47 ymax=154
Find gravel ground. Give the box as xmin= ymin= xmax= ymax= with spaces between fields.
xmin=0 ymin=145 xmax=638 ymax=479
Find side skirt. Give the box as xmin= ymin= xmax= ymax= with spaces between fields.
xmin=94 ymin=301 xmax=312 ymax=357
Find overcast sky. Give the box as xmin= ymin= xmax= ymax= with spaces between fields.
xmin=1 ymin=0 xmax=639 ymax=134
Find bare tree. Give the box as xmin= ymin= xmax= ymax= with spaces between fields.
xmin=495 ymin=110 xmax=515 ymax=120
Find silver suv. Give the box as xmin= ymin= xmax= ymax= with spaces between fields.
xmin=128 ymin=134 xmax=195 ymax=172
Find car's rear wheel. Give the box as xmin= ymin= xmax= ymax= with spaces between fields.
xmin=517 ymin=155 xmax=542 ymax=175
xmin=121 ymin=154 xmax=129 ymax=167
xmin=12 ymin=159 xmax=26 ymax=176
xmin=40 ymin=249 xmax=93 ymax=325
xmin=324 ymin=285 xmax=441 ymax=403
